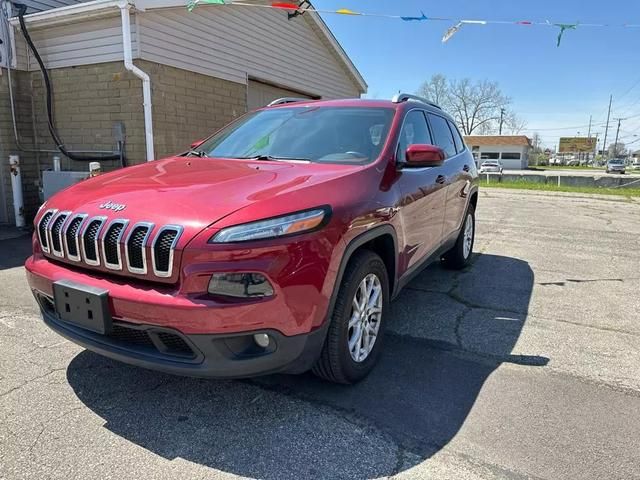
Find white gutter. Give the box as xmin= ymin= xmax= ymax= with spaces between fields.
xmin=9 ymin=0 xmax=125 ymax=27
xmin=118 ymin=2 xmax=154 ymax=162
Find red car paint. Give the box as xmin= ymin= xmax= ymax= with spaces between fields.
xmin=25 ymin=98 xmax=479 ymax=377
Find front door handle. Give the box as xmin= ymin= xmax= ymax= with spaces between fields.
xmin=463 ymin=164 xmax=470 ymax=172
xmin=436 ymin=175 xmax=446 ymax=185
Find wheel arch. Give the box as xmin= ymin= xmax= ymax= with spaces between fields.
xmin=327 ymin=225 xmax=399 ymax=320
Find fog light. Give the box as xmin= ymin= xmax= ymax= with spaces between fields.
xmin=208 ymin=273 xmax=274 ymax=298
xmin=253 ymin=333 xmax=270 ymax=348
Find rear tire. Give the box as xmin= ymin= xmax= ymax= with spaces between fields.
xmin=312 ymin=250 xmax=389 ymax=384
xmin=442 ymin=204 xmax=476 ymax=270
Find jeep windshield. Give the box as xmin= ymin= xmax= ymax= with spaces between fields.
xmin=191 ymin=106 xmax=395 ymax=165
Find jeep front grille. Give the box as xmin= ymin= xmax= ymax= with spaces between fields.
xmin=37 ymin=210 xmax=55 ymax=253
xmin=152 ymin=226 xmax=183 ymax=277
xmin=102 ymin=220 xmax=128 ymax=270
xmin=36 ymin=212 xmax=182 ymax=280
xmin=64 ymin=215 xmax=86 ymax=261
xmin=125 ymin=223 xmax=153 ymax=274
xmin=82 ymin=218 xmax=105 ymax=265
xmin=50 ymin=212 xmax=72 ymax=258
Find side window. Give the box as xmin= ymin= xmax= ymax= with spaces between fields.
xmin=427 ymin=113 xmax=457 ymax=158
xmin=448 ymin=121 xmax=465 ymax=153
xmin=397 ymin=110 xmax=433 ymax=161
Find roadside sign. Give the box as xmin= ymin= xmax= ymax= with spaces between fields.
xmin=559 ymin=137 xmax=596 ymax=153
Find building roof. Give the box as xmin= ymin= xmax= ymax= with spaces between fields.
xmin=464 ymin=135 xmax=532 ymax=147
xmin=13 ymin=0 xmax=367 ymax=94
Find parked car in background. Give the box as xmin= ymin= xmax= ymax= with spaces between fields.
xmin=25 ymin=94 xmax=479 ymax=384
xmin=632 ymin=159 xmax=640 ymax=170
xmin=480 ymin=160 xmax=503 ymax=173
xmin=606 ymin=159 xmax=626 ymax=174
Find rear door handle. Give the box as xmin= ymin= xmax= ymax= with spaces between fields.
xmin=463 ymin=165 xmax=470 ymax=172
xmin=436 ymin=175 xmax=446 ymax=185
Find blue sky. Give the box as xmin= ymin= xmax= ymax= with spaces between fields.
xmin=315 ymin=0 xmax=640 ymax=149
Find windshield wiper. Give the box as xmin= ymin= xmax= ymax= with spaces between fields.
xmin=236 ymin=155 xmax=312 ymax=163
xmin=186 ymin=149 xmax=206 ymax=158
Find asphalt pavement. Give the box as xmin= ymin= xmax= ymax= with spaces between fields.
xmin=1 ymin=190 xmax=639 ymax=479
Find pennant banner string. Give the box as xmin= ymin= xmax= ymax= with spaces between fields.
xmin=186 ymin=0 xmax=639 ymax=46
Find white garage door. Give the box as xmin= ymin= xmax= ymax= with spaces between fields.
xmin=247 ymin=80 xmax=315 ymax=111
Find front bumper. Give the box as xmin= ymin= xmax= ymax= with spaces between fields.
xmin=33 ymin=291 xmax=327 ymax=378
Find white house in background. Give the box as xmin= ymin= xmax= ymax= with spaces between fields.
xmin=464 ymin=135 xmax=532 ymax=170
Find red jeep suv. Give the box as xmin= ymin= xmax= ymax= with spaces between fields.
xmin=25 ymin=94 xmax=479 ymax=384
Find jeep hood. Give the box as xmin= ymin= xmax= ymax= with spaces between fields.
xmin=43 ymin=156 xmax=360 ymax=232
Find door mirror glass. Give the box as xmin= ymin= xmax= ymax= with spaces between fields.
xmin=405 ymin=144 xmax=446 ymax=167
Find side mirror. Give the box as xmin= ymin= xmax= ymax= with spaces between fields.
xmin=405 ymin=144 xmax=445 ymax=167
xmin=190 ymin=139 xmax=205 ymax=150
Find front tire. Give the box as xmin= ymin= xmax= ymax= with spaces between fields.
xmin=312 ymin=250 xmax=389 ymax=384
xmin=442 ymin=204 xmax=476 ymax=270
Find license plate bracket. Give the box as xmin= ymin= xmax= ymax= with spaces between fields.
xmin=53 ymin=280 xmax=112 ymax=334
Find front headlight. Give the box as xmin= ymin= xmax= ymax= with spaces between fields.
xmin=210 ymin=207 xmax=330 ymax=243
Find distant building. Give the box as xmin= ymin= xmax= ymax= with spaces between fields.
xmin=464 ymin=136 xmax=532 ymax=170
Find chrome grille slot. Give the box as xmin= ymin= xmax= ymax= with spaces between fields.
xmin=38 ymin=211 xmax=182 ymax=281
xmin=49 ymin=212 xmax=69 ymax=257
xmin=82 ymin=217 xmax=106 ymax=266
xmin=152 ymin=226 xmax=183 ymax=278
xmin=102 ymin=220 xmax=128 ymax=270
xmin=37 ymin=210 xmax=55 ymax=253
xmin=125 ymin=223 xmax=153 ymax=274
xmin=64 ymin=215 xmax=86 ymax=261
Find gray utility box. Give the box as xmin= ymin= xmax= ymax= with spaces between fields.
xmin=43 ymin=171 xmax=90 ymax=201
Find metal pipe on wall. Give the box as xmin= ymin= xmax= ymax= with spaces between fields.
xmin=1 ymin=1 xmax=119 ymax=157
xmin=9 ymin=155 xmax=25 ymax=228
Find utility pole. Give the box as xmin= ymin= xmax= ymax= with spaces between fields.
xmin=499 ymin=108 xmax=505 ymax=135
xmin=587 ymin=115 xmax=598 ymax=163
xmin=602 ymin=95 xmax=613 ymax=161
xmin=613 ymin=118 xmax=622 ymax=158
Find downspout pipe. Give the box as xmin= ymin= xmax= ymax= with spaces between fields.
xmin=118 ymin=2 xmax=154 ymax=162
xmin=9 ymin=155 xmax=25 ymax=228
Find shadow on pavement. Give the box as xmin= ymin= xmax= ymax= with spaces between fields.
xmin=66 ymin=254 xmax=548 ymax=479
xmin=0 ymin=232 xmax=32 ymax=270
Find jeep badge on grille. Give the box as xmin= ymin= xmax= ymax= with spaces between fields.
xmin=99 ymin=201 xmax=126 ymax=212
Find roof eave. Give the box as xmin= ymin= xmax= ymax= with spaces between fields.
xmin=9 ymin=0 xmax=134 ymax=28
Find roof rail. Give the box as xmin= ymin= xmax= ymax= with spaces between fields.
xmin=267 ymin=97 xmax=309 ymax=107
xmin=392 ymin=93 xmax=442 ymax=110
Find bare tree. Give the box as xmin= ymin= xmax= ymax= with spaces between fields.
xmin=416 ymin=74 xmax=517 ymax=135
xmin=608 ymin=142 xmax=627 ymax=158
xmin=416 ymin=73 xmax=451 ymax=108
xmin=503 ymin=111 xmax=528 ymax=135
xmin=531 ymin=132 xmax=542 ymax=153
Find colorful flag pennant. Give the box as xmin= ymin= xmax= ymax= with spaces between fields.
xmin=336 ymin=8 xmax=360 ymax=16
xmin=555 ymin=23 xmax=578 ymax=47
xmin=185 ymin=1 xmax=639 ymax=48
xmin=400 ymin=11 xmax=428 ymax=22
xmin=186 ymin=0 xmax=227 ymax=12
xmin=442 ymin=22 xmax=463 ymax=43
xmin=272 ymin=2 xmax=300 ymax=10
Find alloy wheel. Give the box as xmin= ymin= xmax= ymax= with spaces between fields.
xmin=463 ymin=213 xmax=474 ymax=259
xmin=348 ymin=273 xmax=383 ymax=362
